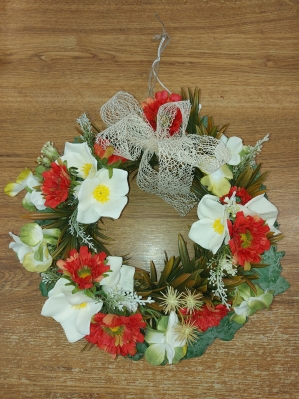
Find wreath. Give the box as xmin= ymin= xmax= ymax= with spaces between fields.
xmin=5 ymin=30 xmax=289 ymax=366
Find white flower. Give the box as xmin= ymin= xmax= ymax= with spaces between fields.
xmin=220 ymin=135 xmax=243 ymax=165
xmin=200 ymin=165 xmax=233 ymax=197
xmin=189 ymin=194 xmax=229 ymax=254
xmin=240 ymin=194 xmax=280 ymax=234
xmin=144 ymin=311 xmax=187 ymax=366
xmin=41 ymin=278 xmax=103 ymax=343
xmin=77 ymin=168 xmax=129 ymax=224
xmin=101 ymin=256 xmax=135 ymax=293
xmin=23 ymin=175 xmax=46 ymax=210
xmin=60 ymin=142 xmax=97 ymax=179
xmin=9 ymin=223 xmax=60 ymax=272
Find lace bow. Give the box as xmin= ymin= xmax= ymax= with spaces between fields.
xmin=96 ymin=91 xmax=231 ymax=216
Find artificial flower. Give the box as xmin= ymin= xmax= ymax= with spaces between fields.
xmin=160 ymin=286 xmax=184 ymax=314
xmin=37 ymin=141 xmax=60 ymax=167
xmin=41 ymin=161 xmax=71 ymax=208
xmin=141 ymin=90 xmax=182 ymax=136
xmin=94 ymin=143 xmax=127 ymax=165
xmin=144 ymin=311 xmax=187 ymax=366
xmin=189 ymin=194 xmax=229 ymax=254
xmin=200 ymin=164 xmax=233 ymax=197
xmin=241 ymin=194 xmax=280 ymax=234
xmin=231 ymin=283 xmax=274 ymax=324
xmin=220 ymin=135 xmax=243 ymax=165
xmin=220 ymin=186 xmax=252 ymax=206
xmin=181 ymin=304 xmax=229 ymax=332
xmin=9 ymin=223 xmax=60 ymax=272
xmin=77 ymin=168 xmax=129 ymax=224
xmin=60 ymin=142 xmax=97 ymax=179
xmin=85 ymin=312 xmax=146 ymax=357
xmin=229 ymin=211 xmax=271 ymax=268
xmin=57 ymin=246 xmax=110 ymax=290
xmin=41 ymin=278 xmax=103 ymax=342
xmin=4 ymin=168 xmax=33 ymax=197
xmin=100 ymin=256 xmax=135 ymax=293
xmin=22 ymin=174 xmax=46 ymax=211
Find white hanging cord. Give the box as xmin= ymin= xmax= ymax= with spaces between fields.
xmin=148 ymin=15 xmax=171 ymax=98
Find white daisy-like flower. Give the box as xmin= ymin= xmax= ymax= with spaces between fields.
xmin=41 ymin=278 xmax=103 ymax=343
xmin=77 ymin=168 xmax=129 ymax=224
xmin=60 ymin=142 xmax=97 ymax=179
xmin=188 ymin=194 xmax=229 ymax=254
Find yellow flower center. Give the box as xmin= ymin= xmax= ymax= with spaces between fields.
xmin=72 ymin=302 xmax=87 ymax=310
xmin=240 ymin=231 xmax=252 ymax=248
xmin=82 ymin=163 xmax=92 ymax=178
xmin=110 ymin=326 xmax=121 ymax=333
xmin=78 ymin=266 xmax=91 ymax=278
xmin=93 ymin=184 xmax=110 ymax=203
xmin=212 ymin=218 xmax=224 ymax=235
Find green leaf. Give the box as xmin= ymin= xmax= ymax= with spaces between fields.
xmin=253 ymin=246 xmax=290 ymax=295
xmin=184 ymin=314 xmax=243 ymax=360
xmin=144 ymin=344 xmax=166 ymax=366
xmin=39 ymin=280 xmax=55 ymax=297
xmin=128 ymin=342 xmax=148 ymax=361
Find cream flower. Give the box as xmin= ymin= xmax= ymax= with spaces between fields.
xmin=144 ymin=311 xmax=187 ymax=366
xmin=60 ymin=142 xmax=97 ymax=179
xmin=231 ymin=283 xmax=274 ymax=324
xmin=41 ymin=278 xmax=103 ymax=342
xmin=220 ymin=135 xmax=243 ymax=165
xmin=200 ymin=164 xmax=233 ymax=197
xmin=77 ymin=168 xmax=129 ymax=224
xmin=4 ymin=168 xmax=33 ymax=197
xmin=188 ymin=194 xmax=228 ymax=254
xmin=9 ymin=223 xmax=60 ymax=272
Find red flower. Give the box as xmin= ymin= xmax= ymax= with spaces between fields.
xmin=141 ymin=90 xmax=182 ymax=136
xmin=41 ymin=162 xmax=71 ymax=208
xmin=220 ymin=186 xmax=252 ymax=205
xmin=229 ymin=211 xmax=271 ymax=267
xmin=85 ymin=313 xmax=146 ymax=358
xmin=181 ymin=304 xmax=229 ymax=332
xmin=57 ymin=246 xmax=110 ymax=290
xmin=94 ymin=143 xmax=127 ymax=165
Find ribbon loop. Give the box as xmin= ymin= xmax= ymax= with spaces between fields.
xmin=96 ymin=91 xmax=231 ymax=216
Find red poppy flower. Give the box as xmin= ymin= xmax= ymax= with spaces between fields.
xmin=85 ymin=313 xmax=146 ymax=358
xmin=57 ymin=246 xmax=110 ymax=290
xmin=181 ymin=304 xmax=229 ymax=332
xmin=94 ymin=143 xmax=127 ymax=165
xmin=141 ymin=90 xmax=182 ymax=136
xmin=220 ymin=186 xmax=252 ymax=205
xmin=229 ymin=211 xmax=271 ymax=267
xmin=41 ymin=162 xmax=71 ymax=208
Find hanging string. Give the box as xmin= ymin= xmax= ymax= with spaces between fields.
xmin=148 ymin=14 xmax=171 ymax=98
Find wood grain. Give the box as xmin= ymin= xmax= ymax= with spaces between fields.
xmin=0 ymin=1 xmax=298 ymax=398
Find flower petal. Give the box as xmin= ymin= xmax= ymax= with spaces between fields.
xmin=101 ymin=256 xmax=123 ymax=288
xmin=144 ymin=343 xmax=166 ymax=366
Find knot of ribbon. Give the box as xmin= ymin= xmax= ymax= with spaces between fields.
xmin=96 ymin=91 xmax=231 ymax=216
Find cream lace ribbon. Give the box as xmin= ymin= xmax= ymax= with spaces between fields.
xmin=96 ymin=91 xmax=231 ymax=216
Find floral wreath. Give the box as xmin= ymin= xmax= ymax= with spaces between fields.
xmin=5 ymin=30 xmax=289 ymax=366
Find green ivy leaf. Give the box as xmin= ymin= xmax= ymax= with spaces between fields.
xmin=253 ymin=246 xmax=290 ymax=295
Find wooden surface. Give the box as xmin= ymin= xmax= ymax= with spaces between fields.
xmin=1 ymin=1 xmax=298 ymax=398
